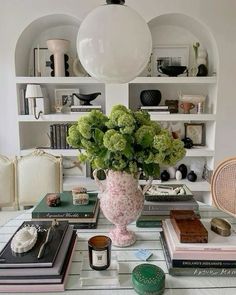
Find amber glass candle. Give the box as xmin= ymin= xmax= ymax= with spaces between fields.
xmin=88 ymin=235 xmax=111 ymax=270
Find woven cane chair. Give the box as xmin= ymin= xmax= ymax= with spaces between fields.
xmin=211 ymin=157 xmax=236 ymax=217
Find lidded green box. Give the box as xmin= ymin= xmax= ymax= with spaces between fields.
xmin=132 ymin=263 xmax=165 ymax=295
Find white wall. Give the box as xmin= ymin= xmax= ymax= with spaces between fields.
xmin=0 ymin=0 xmax=236 ymax=165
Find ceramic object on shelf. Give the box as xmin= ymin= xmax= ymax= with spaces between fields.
xmin=178 ymin=164 xmax=188 ymax=179
xmin=175 ymin=170 xmax=182 ymax=181
xmin=197 ymin=64 xmax=208 ymax=76
xmin=167 ymin=167 xmax=176 ymax=179
xmin=47 ymin=39 xmax=70 ymax=77
xmin=182 ymin=137 xmax=193 ymax=149
xmin=72 ymin=92 xmax=101 ymax=106
xmin=165 ymin=100 xmax=178 ymax=113
xmin=140 ymin=90 xmax=162 ymax=106
xmin=187 ymin=170 xmax=197 ymax=182
xmin=158 ymin=66 xmax=187 ymax=77
xmin=93 ymin=169 xmax=151 ymax=247
xmin=180 ymin=102 xmax=195 ymax=114
xmin=160 ymin=170 xmax=170 ymax=182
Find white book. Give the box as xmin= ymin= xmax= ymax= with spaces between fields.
xmin=141 ymin=106 xmax=168 ymax=109
xmin=71 ymin=105 xmax=101 ymax=109
xmin=164 ymin=219 xmax=236 ymax=252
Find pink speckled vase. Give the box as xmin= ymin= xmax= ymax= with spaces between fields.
xmin=93 ymin=170 xmax=151 ymax=247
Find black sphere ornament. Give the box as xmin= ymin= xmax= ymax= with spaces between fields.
xmin=197 ymin=64 xmax=208 ymax=77
xmin=160 ymin=170 xmax=170 ymax=182
xmin=182 ymin=137 xmax=193 ymax=149
xmin=178 ymin=164 xmax=188 ymax=179
xmin=187 ymin=170 xmax=197 ymax=182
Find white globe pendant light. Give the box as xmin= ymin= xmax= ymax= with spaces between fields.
xmin=77 ymin=0 xmax=152 ymax=83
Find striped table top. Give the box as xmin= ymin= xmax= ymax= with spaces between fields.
xmin=1 ymin=203 xmax=236 ymax=295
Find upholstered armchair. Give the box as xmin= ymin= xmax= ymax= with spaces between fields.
xmin=16 ymin=150 xmax=63 ymax=208
xmin=0 ymin=155 xmax=16 ymax=208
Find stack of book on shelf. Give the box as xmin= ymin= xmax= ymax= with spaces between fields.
xmin=0 ymin=220 xmax=76 ymax=292
xmin=49 ymin=123 xmax=73 ymax=149
xmin=70 ymin=105 xmax=102 ymax=113
xmin=140 ymin=106 xmax=170 ymax=114
xmin=161 ymin=211 xmax=236 ymax=276
xmin=32 ymin=192 xmax=100 ymax=229
xmin=136 ymin=185 xmax=198 ymax=228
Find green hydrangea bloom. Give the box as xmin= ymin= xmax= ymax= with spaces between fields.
xmin=117 ymin=113 xmax=135 ymax=134
xmin=66 ymin=125 xmax=82 ymax=148
xmin=135 ymin=125 xmax=156 ymax=148
xmin=103 ymin=130 xmax=127 ymax=151
xmin=134 ymin=110 xmax=150 ymax=125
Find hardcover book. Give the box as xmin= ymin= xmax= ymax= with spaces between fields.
xmin=164 ymin=218 xmax=236 ymax=251
xmin=160 ymin=233 xmax=236 ymax=277
xmin=32 ymin=192 xmax=98 ymax=219
xmin=163 ymin=222 xmax=236 ymax=260
xmin=143 ymin=198 xmax=198 ymax=212
xmin=160 ymin=232 xmax=236 ymax=268
xmin=0 ymin=221 xmax=69 ymax=268
xmin=0 ymin=233 xmax=77 ymax=292
xmin=0 ymin=226 xmax=73 ymax=276
xmin=0 ymin=231 xmax=76 ymax=284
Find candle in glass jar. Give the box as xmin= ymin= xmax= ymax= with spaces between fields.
xmin=88 ymin=235 xmax=111 ymax=271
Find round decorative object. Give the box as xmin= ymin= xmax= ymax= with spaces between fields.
xmin=160 ymin=170 xmax=170 ymax=182
xmin=187 ymin=170 xmax=197 ymax=182
xmin=140 ymin=90 xmax=162 ymax=106
xmin=175 ymin=170 xmax=182 ymax=181
xmin=11 ymin=226 xmax=38 ymax=254
xmin=73 ymin=57 xmax=88 ymax=77
xmin=132 ymin=263 xmax=165 ymax=295
xmin=182 ymin=137 xmax=193 ymax=149
xmin=72 ymin=92 xmax=101 ymax=106
xmin=178 ymin=164 xmax=188 ymax=179
xmin=77 ymin=3 xmax=152 ymax=83
xmin=93 ymin=170 xmax=152 ymax=247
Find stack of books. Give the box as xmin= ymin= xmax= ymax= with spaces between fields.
xmin=70 ymin=105 xmax=102 ymax=113
xmin=140 ymin=106 xmax=170 ymax=114
xmin=49 ymin=123 xmax=73 ymax=149
xmin=0 ymin=220 xmax=76 ymax=292
xmin=136 ymin=185 xmax=198 ymax=228
xmin=161 ymin=217 xmax=236 ymax=276
xmin=32 ymin=192 xmax=100 ymax=229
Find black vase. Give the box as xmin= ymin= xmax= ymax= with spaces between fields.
xmin=140 ymin=90 xmax=162 ymax=106
xmin=197 ymin=64 xmax=208 ymax=77
xmin=178 ymin=164 xmax=188 ymax=179
xmin=187 ymin=170 xmax=197 ymax=182
xmin=160 ymin=170 xmax=170 ymax=182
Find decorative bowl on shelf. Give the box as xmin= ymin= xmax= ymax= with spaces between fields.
xmin=140 ymin=89 xmax=162 ymax=106
xmin=158 ymin=66 xmax=187 ymax=77
xmin=72 ymin=92 xmax=101 ymax=106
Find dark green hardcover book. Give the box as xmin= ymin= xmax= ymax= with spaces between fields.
xmin=136 ymin=220 xmax=162 ymax=228
xmin=160 ymin=232 xmax=236 ymax=277
xmin=32 ymin=192 xmax=98 ymax=219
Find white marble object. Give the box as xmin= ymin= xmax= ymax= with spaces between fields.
xmin=176 ymin=170 xmax=183 ymax=181
xmin=11 ymin=226 xmax=38 ymax=254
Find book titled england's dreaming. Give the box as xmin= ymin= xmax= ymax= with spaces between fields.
xmin=0 ymin=221 xmax=69 ymax=268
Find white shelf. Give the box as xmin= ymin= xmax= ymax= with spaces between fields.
xmin=131 ymin=76 xmax=217 ymax=84
xmin=150 ymin=113 xmax=216 ymax=121
xmin=18 ymin=113 xmax=85 ymax=122
xmin=139 ymin=178 xmax=210 ymax=192
xmin=15 ymin=76 xmax=102 ymax=84
xmin=20 ymin=148 xmax=78 ymax=157
xmin=185 ymin=147 xmax=214 ymax=157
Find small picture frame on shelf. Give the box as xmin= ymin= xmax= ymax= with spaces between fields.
xmin=184 ymin=123 xmax=205 ymax=146
xmin=54 ymin=88 xmax=80 ymax=112
xmin=152 ymin=45 xmax=189 ymax=77
xmin=33 ymin=47 xmax=52 ymax=77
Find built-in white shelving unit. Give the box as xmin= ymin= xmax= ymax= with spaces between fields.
xmin=14 ymin=13 xmax=218 ymax=204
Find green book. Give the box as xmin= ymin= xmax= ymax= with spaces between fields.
xmin=32 ymin=192 xmax=98 ymax=219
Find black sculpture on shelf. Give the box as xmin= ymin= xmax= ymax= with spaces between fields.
xmin=72 ymin=92 xmax=101 ymax=106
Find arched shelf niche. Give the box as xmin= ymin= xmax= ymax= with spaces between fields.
xmin=15 ymin=14 xmax=81 ymax=77
xmin=148 ymin=13 xmax=219 ymax=76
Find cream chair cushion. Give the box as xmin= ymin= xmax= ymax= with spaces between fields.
xmin=16 ymin=150 xmax=62 ymax=207
xmin=0 ymin=155 xmax=15 ymax=207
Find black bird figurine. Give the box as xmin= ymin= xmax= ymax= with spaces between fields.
xmin=72 ymin=92 xmax=101 ymax=106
